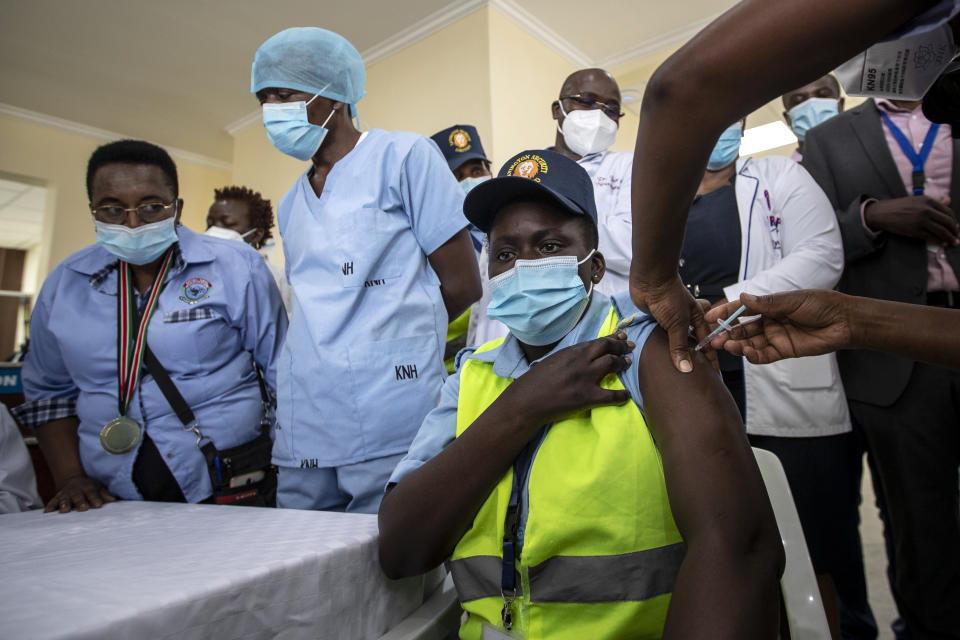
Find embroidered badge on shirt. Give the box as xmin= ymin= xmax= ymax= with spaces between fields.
xmin=179 ymin=277 xmax=212 ymax=304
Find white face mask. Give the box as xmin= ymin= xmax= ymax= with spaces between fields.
xmin=835 ymin=23 xmax=957 ymax=100
xmin=558 ymin=102 xmax=618 ymax=157
xmin=205 ymin=226 xmax=256 ymax=243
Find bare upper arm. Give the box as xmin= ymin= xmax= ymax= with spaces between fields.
xmin=427 ymin=228 xmax=480 ymax=279
xmin=427 ymin=228 xmax=482 ymax=315
xmin=636 ymin=328 xmax=768 ymax=545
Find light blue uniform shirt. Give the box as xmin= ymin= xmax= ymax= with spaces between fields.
xmin=388 ymin=291 xmax=658 ymax=486
xmin=18 ymin=227 xmax=287 ymax=502
xmin=275 ymin=129 xmax=469 ymax=468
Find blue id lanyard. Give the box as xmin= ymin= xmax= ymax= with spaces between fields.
xmin=880 ymin=112 xmax=940 ymax=195
xmin=500 ymin=426 xmax=546 ymax=631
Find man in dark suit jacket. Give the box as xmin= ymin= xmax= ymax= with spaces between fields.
xmin=804 ymin=98 xmax=960 ymax=640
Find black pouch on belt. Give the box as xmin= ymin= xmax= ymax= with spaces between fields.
xmin=200 ymin=428 xmax=277 ymax=507
xmin=144 ymin=346 xmax=277 ymax=507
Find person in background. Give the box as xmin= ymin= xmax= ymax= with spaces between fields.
xmin=802 ymin=93 xmax=960 ymax=639
xmin=430 ymin=124 xmax=491 ymax=253
xmin=782 ymin=74 xmax=844 ymax=163
xmin=624 ymin=0 xmax=957 ymax=376
xmin=13 ymin=140 xmax=286 ymax=511
xmin=0 ymin=405 xmax=42 ymax=513
xmin=430 ymin=124 xmax=509 ymax=354
xmin=251 ymin=27 xmax=481 ymax=514
xmin=206 ymin=185 xmax=292 ymax=315
xmin=683 ymin=119 xmax=874 ymax=639
xmin=379 ymin=149 xmax=783 ymax=640
xmin=551 ymin=68 xmax=634 ymax=295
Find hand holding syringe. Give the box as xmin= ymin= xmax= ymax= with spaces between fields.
xmin=694 ymin=304 xmax=750 ymax=352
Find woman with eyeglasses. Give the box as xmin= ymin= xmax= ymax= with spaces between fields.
xmin=14 ymin=140 xmax=287 ymax=512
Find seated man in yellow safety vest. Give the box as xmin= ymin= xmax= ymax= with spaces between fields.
xmin=378 ymin=149 xmax=784 ymax=640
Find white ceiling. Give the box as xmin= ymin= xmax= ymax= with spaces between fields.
xmin=0 ymin=178 xmax=46 ymax=250
xmin=511 ymin=0 xmax=730 ymax=68
xmin=0 ymin=0 xmax=736 ymax=163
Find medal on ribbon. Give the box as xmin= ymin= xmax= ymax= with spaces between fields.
xmin=100 ymin=249 xmax=175 ymax=454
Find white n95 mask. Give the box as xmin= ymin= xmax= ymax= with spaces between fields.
xmin=558 ymin=104 xmax=618 ymax=157
xmin=205 ymin=226 xmax=256 ymax=243
xmin=835 ymin=24 xmax=958 ymax=101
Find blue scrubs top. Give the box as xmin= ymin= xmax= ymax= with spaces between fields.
xmin=16 ymin=227 xmax=287 ymax=502
xmin=274 ymin=128 xmax=469 ymax=468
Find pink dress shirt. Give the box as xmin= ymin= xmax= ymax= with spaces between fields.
xmin=861 ymin=99 xmax=959 ymax=291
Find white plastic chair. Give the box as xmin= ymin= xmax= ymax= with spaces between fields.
xmin=753 ymin=447 xmax=832 ymax=639
xmin=377 ymin=572 xmax=460 ymax=640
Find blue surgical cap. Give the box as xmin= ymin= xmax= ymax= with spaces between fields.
xmin=251 ymin=27 xmax=366 ymax=118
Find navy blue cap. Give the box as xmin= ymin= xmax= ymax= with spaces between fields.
xmin=430 ymin=125 xmax=489 ymax=171
xmin=463 ymin=149 xmax=597 ymax=233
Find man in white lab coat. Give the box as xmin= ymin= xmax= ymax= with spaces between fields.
xmin=550 ymin=68 xmax=633 ymax=295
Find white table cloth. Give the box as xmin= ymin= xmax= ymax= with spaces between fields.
xmin=0 ymin=501 xmax=435 ymax=639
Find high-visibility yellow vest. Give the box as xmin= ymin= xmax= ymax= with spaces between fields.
xmin=445 ymin=308 xmax=472 ymax=373
xmin=449 ymin=306 xmax=684 ymax=640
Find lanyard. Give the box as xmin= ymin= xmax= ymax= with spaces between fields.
xmin=880 ymin=112 xmax=940 ymax=195
xmin=500 ymin=426 xmax=546 ymax=631
xmin=116 ymin=248 xmax=175 ymax=416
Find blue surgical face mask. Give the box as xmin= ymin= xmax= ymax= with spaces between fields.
xmin=487 ymin=249 xmax=596 ymax=346
xmin=787 ymin=97 xmax=839 ymax=141
xmin=95 ymin=215 xmax=178 ymax=265
xmin=262 ymin=94 xmax=335 ymax=161
xmin=459 ymin=175 xmax=490 ymax=195
xmin=707 ymin=123 xmax=743 ymax=171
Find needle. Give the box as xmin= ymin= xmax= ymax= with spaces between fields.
xmin=694 ymin=304 xmax=748 ymax=351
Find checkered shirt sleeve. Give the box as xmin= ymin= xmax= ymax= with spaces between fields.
xmin=11 ymin=397 xmax=78 ymax=429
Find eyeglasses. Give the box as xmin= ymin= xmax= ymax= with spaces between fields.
xmin=91 ymin=201 xmax=177 ymax=224
xmin=559 ymin=93 xmax=624 ymax=120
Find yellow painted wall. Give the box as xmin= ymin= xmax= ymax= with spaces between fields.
xmin=608 ymin=50 xmax=676 ymax=154
xmin=485 ymin=8 xmax=577 ymax=167
xmin=362 ymin=8 xmax=493 ymax=144
xmin=0 ymin=114 xmax=230 ymax=288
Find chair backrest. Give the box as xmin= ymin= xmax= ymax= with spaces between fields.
xmin=752 ymin=447 xmax=831 ymax=639
xmin=376 ymin=572 xmax=460 ymax=640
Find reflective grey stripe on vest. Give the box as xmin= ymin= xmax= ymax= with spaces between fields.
xmin=449 ymin=542 xmax=685 ymax=604
xmin=529 ymin=542 xmax=686 ymax=603
xmin=449 ymin=555 xmax=516 ymax=602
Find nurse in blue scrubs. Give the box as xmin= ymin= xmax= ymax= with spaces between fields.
xmin=250 ymin=27 xmax=482 ymax=513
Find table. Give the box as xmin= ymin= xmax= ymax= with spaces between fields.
xmin=0 ymin=501 xmax=438 ymax=639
